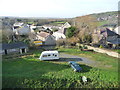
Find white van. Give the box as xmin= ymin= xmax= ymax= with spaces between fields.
xmin=39 ymin=51 xmax=59 ymax=60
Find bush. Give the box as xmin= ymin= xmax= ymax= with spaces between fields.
xmin=56 ymin=39 xmax=66 ymax=47
xmin=66 ymin=26 xmax=77 ymax=38
xmin=78 ymin=46 xmax=83 ymax=49
xmin=99 ymin=45 xmax=104 ymax=48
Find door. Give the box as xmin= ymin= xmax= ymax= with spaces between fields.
xmin=5 ymin=49 xmax=7 ymax=55
xmin=21 ymin=48 xmax=25 ymax=53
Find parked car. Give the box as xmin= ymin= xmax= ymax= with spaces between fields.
xmin=68 ymin=61 xmax=82 ymax=72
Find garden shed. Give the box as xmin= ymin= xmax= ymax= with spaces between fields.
xmin=0 ymin=42 xmax=28 ymax=55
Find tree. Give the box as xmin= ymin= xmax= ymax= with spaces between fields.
xmin=75 ymin=15 xmax=97 ymax=43
xmin=2 ymin=30 xmax=13 ymax=43
xmin=17 ymin=19 xmax=22 ymax=22
xmin=66 ymin=26 xmax=77 ymax=38
xmin=83 ymin=34 xmax=92 ymax=43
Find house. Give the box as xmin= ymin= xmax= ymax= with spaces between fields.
xmin=107 ymin=38 xmax=120 ymax=49
xmin=52 ymin=22 xmax=71 ymax=40
xmin=113 ymin=26 xmax=120 ymax=35
xmin=94 ymin=28 xmax=120 ymax=48
xmin=0 ymin=42 xmax=28 ymax=55
xmin=36 ymin=26 xmax=46 ymax=31
xmin=29 ymin=25 xmax=37 ymax=33
xmin=92 ymin=28 xmax=120 ymax=48
xmin=42 ymin=25 xmax=53 ymax=31
xmin=36 ymin=31 xmax=56 ymax=46
xmin=13 ymin=24 xmax=31 ymax=35
xmin=100 ymin=28 xmax=118 ymax=41
xmin=57 ymin=22 xmax=71 ymax=34
xmin=52 ymin=32 xmax=66 ymax=40
xmin=13 ymin=22 xmax=24 ymax=29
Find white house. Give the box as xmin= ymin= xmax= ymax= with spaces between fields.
xmin=52 ymin=32 xmax=66 ymax=40
xmin=57 ymin=22 xmax=71 ymax=34
xmin=52 ymin=22 xmax=71 ymax=40
xmin=114 ymin=26 xmax=120 ymax=35
xmin=30 ymin=25 xmax=36 ymax=33
xmin=13 ymin=22 xmax=24 ymax=27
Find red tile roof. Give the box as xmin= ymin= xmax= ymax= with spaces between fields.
xmin=37 ymin=31 xmax=50 ymax=38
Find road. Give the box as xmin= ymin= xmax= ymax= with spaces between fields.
xmin=59 ymin=53 xmax=98 ymax=66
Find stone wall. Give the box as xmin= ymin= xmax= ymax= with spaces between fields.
xmin=86 ymin=45 xmax=120 ymax=58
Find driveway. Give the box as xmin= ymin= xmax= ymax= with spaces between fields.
xmin=59 ymin=53 xmax=98 ymax=66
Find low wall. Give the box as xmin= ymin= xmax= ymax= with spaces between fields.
xmin=86 ymin=45 xmax=120 ymax=58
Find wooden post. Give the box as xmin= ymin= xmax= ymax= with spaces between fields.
xmin=20 ymin=49 xmax=22 ymax=54
xmin=25 ymin=48 xmax=27 ymax=53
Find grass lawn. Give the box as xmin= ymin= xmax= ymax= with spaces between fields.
xmin=112 ymin=49 xmax=120 ymax=54
xmin=58 ymin=48 xmax=118 ymax=71
xmin=2 ymin=48 xmax=119 ymax=88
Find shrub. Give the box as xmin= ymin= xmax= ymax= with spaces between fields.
xmin=99 ymin=45 xmax=104 ymax=48
xmin=79 ymin=46 xmax=83 ymax=49
xmin=66 ymin=26 xmax=77 ymax=38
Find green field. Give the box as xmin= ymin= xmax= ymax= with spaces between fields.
xmin=96 ymin=21 xmax=108 ymax=27
xmin=49 ymin=21 xmax=65 ymax=26
xmin=2 ymin=48 xmax=119 ymax=88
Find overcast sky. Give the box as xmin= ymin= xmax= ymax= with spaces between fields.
xmin=0 ymin=0 xmax=119 ymax=18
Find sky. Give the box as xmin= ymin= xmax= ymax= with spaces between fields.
xmin=0 ymin=0 xmax=119 ymax=18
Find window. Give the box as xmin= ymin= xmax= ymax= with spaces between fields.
xmin=53 ymin=54 xmax=55 ymax=56
xmin=54 ymin=55 xmax=57 ymax=57
xmin=48 ymin=54 xmax=51 ymax=56
xmin=43 ymin=55 xmax=47 ymax=57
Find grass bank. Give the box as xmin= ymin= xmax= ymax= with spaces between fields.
xmin=2 ymin=48 xmax=119 ymax=88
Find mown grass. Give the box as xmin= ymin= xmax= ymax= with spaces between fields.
xmin=113 ymin=49 xmax=120 ymax=54
xmin=2 ymin=48 xmax=119 ymax=88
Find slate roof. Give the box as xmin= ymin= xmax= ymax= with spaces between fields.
xmin=17 ymin=24 xmax=30 ymax=35
xmin=107 ymin=38 xmax=120 ymax=44
xmin=101 ymin=28 xmax=118 ymax=37
xmin=1 ymin=42 xmax=28 ymax=50
xmin=106 ymin=28 xmax=118 ymax=36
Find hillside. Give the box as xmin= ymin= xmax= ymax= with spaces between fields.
xmin=75 ymin=11 xmax=118 ymax=27
xmin=69 ymin=11 xmax=118 ymax=44
xmin=91 ymin=11 xmax=118 ymax=24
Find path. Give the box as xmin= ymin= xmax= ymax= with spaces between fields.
xmin=59 ymin=53 xmax=98 ymax=66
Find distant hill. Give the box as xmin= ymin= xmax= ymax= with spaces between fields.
xmin=91 ymin=11 xmax=118 ymax=24
xmin=74 ymin=11 xmax=118 ymax=29
xmin=91 ymin=11 xmax=117 ymax=18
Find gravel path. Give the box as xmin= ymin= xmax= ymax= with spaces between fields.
xmin=59 ymin=53 xmax=98 ymax=66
